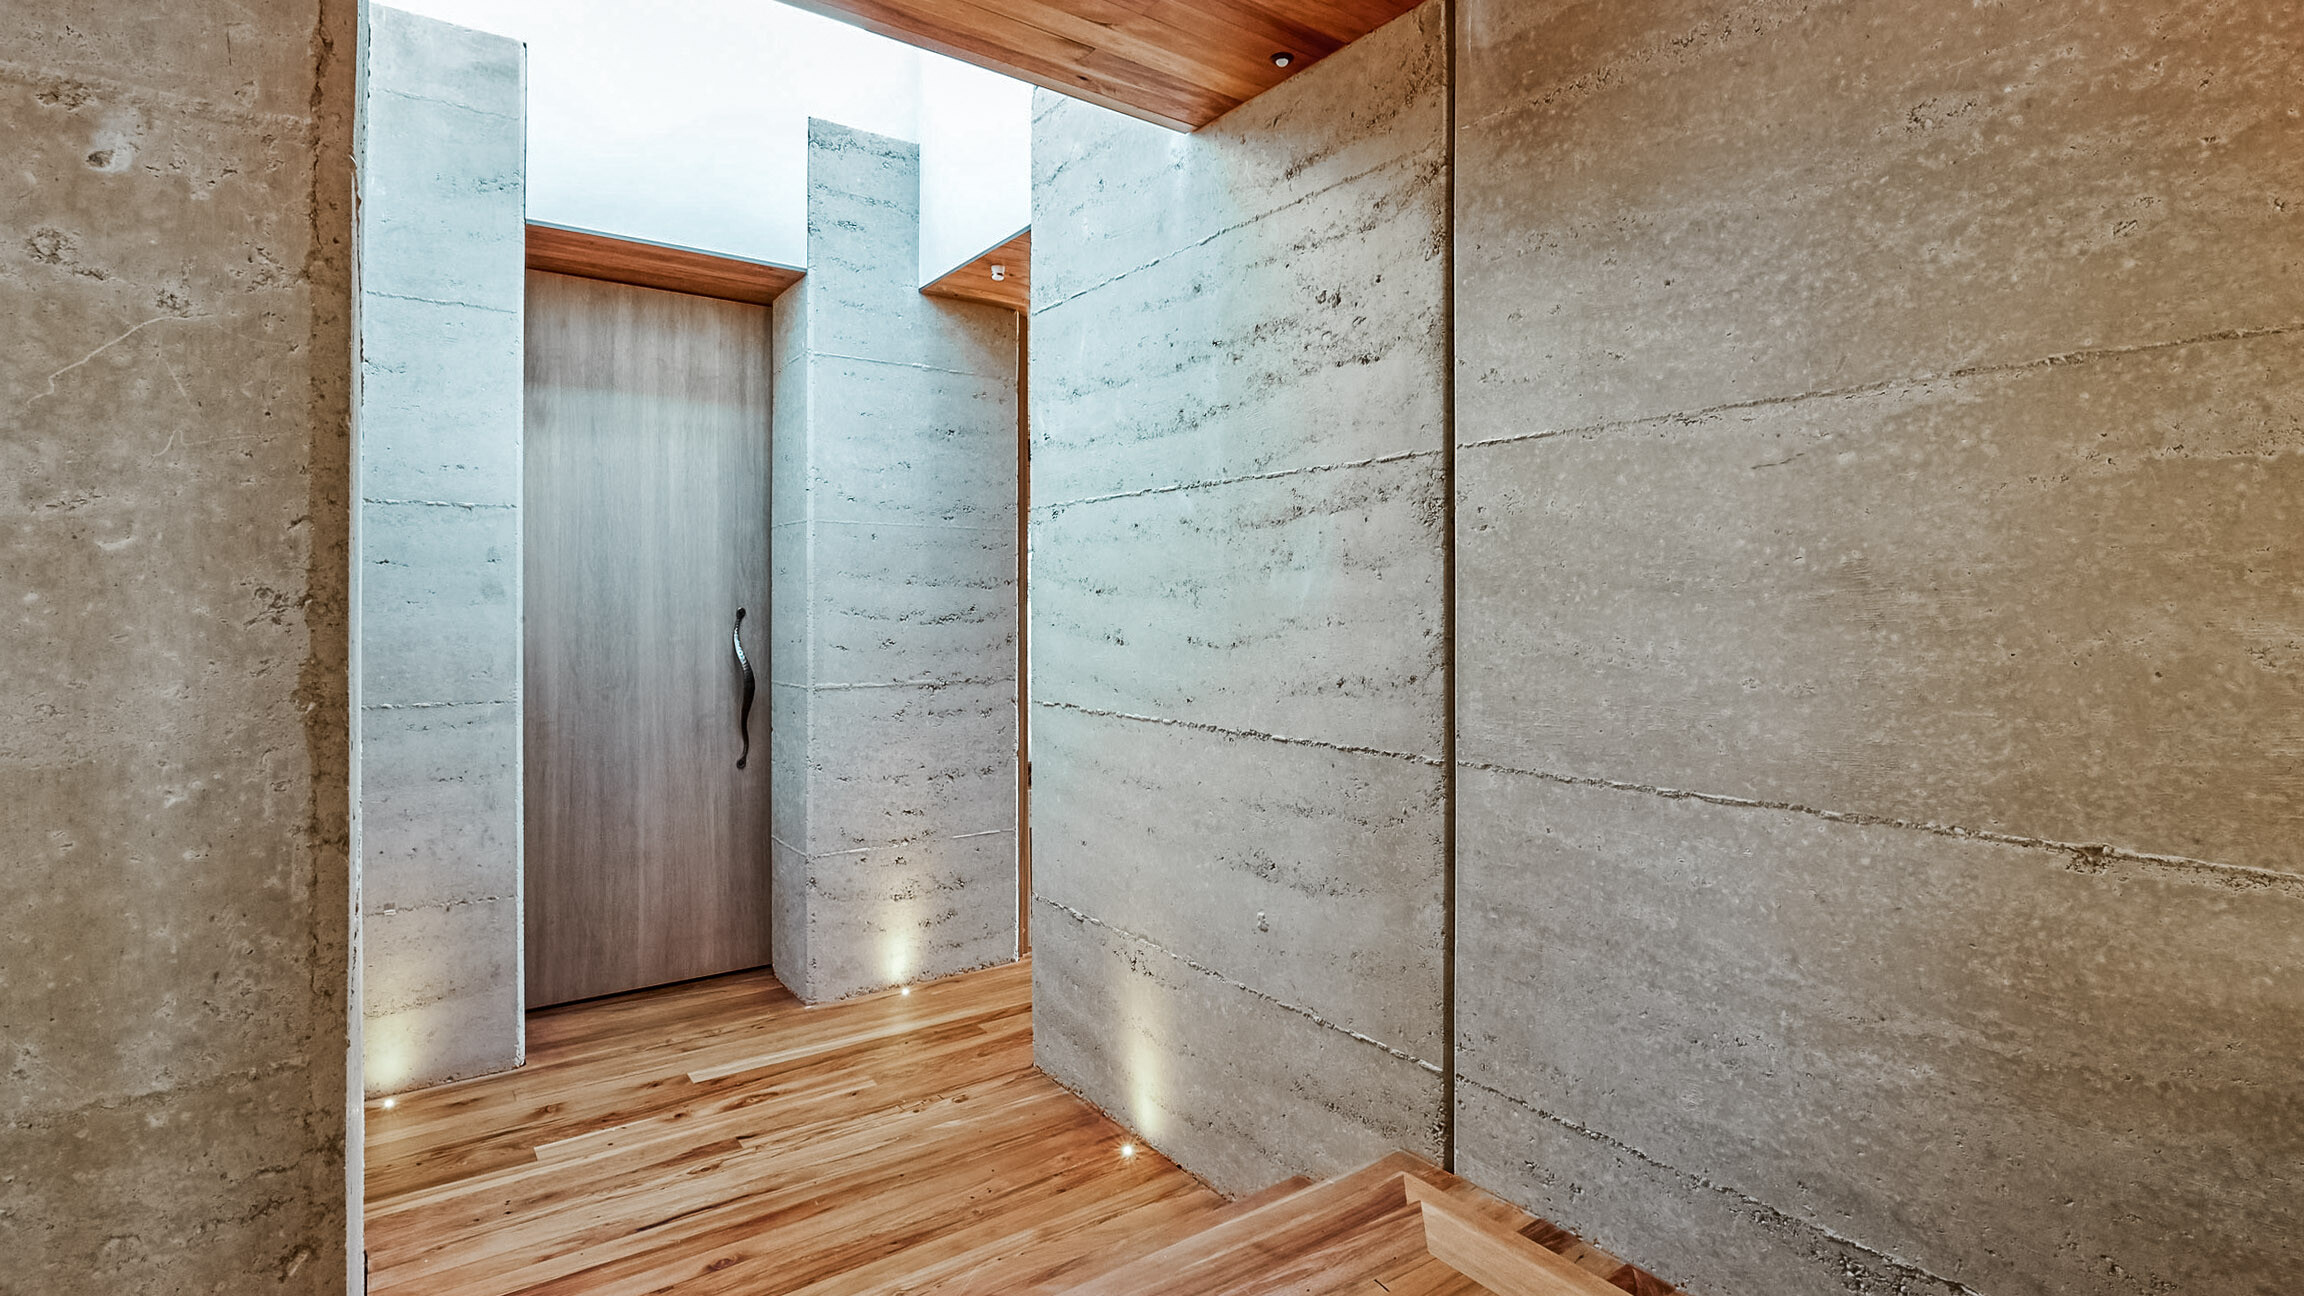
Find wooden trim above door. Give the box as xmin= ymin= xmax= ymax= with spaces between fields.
xmin=526 ymin=223 xmax=804 ymax=306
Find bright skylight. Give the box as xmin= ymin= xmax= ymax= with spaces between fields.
xmin=382 ymin=0 xmax=1028 ymax=272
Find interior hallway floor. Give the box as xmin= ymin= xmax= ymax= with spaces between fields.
xmin=364 ymin=960 xmax=1684 ymax=1295
xmin=364 ymin=960 xmax=1234 ymax=1294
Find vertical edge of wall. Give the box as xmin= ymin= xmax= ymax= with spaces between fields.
xmin=0 ymin=0 xmax=358 ymax=1287
xmin=356 ymin=5 xmax=527 ymax=1096
xmin=1449 ymin=3 xmax=2304 ymax=1293
xmin=770 ymin=118 xmax=1022 ymax=1004
xmin=768 ymin=255 xmax=813 ymax=996
xmin=1024 ymin=1 xmax=1453 ymax=1196
xmin=347 ymin=6 xmax=369 ymax=1280
xmin=509 ymin=20 xmax=529 ymax=1059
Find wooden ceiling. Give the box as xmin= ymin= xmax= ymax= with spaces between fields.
xmin=778 ymin=0 xmax=1427 ymax=131
xmin=923 ymin=229 xmax=1031 ymax=312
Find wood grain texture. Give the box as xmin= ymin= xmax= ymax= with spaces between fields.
xmin=1406 ymin=1178 xmax=1627 ymax=1296
xmin=524 ymin=270 xmax=774 ymax=1007
xmin=925 ymin=229 xmax=1032 ymax=313
xmin=528 ymin=224 xmax=803 ymax=306
xmin=364 ymin=958 xmax=1686 ymax=1294
xmin=780 ymin=0 xmax=1425 ymax=130
xmin=364 ymin=960 xmax=1235 ymax=1294
xmin=1067 ymin=1155 xmax=1688 ymax=1296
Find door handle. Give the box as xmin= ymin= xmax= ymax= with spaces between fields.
xmin=732 ymin=607 xmax=756 ymax=770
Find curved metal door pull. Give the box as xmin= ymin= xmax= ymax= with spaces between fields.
xmin=732 ymin=607 xmax=756 ymax=770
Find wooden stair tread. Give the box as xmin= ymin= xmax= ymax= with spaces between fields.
xmin=1405 ymin=1176 xmax=1629 ymax=1296
xmin=1055 ymin=1153 xmax=1442 ymax=1296
xmin=1219 ymin=1174 xmax=1316 ymax=1218
xmin=1052 ymin=1153 xmax=1663 ymax=1296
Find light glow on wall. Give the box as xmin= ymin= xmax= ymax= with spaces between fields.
xmin=364 ymin=1019 xmax=418 ymax=1096
xmin=1120 ymin=976 xmax=1169 ymax=1143
xmin=885 ymin=931 xmax=917 ymax=991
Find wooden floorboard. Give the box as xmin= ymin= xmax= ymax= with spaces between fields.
xmin=366 ymin=958 xmax=1686 ymax=1296
xmin=365 ymin=959 xmax=1226 ymax=1295
xmin=1053 ymin=1152 xmax=1687 ymax=1296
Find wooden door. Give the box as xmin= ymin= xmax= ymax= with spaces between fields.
xmin=524 ymin=270 xmax=773 ymax=1007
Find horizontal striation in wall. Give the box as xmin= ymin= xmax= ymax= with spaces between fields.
xmin=1455 ymin=0 xmax=2304 ymax=437
xmin=1454 ymin=769 xmax=2304 ymax=1296
xmin=777 ymin=679 xmax=1015 ymax=857
xmin=357 ymin=4 xmax=526 ymax=1096
xmin=1459 ymin=328 xmax=2304 ymax=875
xmin=771 ymin=120 xmax=1020 ymax=1003
xmin=1026 ymin=0 xmax=1450 ymax=1193
xmin=359 ymin=503 xmax=519 ymax=708
xmin=1033 ymin=898 xmax=1443 ymax=1197
xmin=358 ymin=702 xmax=519 ymax=907
xmin=1032 ymin=458 xmax=1446 ymax=757
xmin=801 ymin=522 xmax=1017 ymax=682
xmin=804 ymin=829 xmax=1019 ymax=995
xmin=1028 ymin=152 xmax=1446 ymax=500
xmin=1455 ymin=1 xmax=2304 ymax=1293
xmin=1033 ymin=704 xmax=1445 ymax=1060
xmin=1030 ymin=17 xmax=1446 ymax=314
xmin=357 ymin=293 xmax=522 ymax=504
xmin=802 ymin=356 xmax=1019 ymax=528
xmin=362 ymin=892 xmax=521 ymax=1089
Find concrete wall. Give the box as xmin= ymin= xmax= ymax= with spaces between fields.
xmin=1026 ymin=3 xmax=1451 ymax=1195
xmin=770 ymin=120 xmax=1020 ymax=1003
xmin=1453 ymin=3 xmax=2304 ymax=1294
xmin=357 ymin=6 xmax=525 ymax=1096
xmin=0 ymin=0 xmax=359 ymax=1288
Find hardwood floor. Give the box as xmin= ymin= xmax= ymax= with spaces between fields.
xmin=366 ymin=959 xmax=1684 ymax=1296
xmin=365 ymin=960 xmax=1231 ymax=1294
xmin=1063 ymin=1154 xmax=1683 ymax=1296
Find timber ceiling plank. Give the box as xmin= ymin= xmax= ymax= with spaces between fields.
xmin=780 ymin=0 xmax=1428 ymax=130
xmin=964 ymin=0 xmax=1271 ymax=103
xmin=1148 ymin=0 xmax=1350 ymax=68
xmin=778 ymin=0 xmax=1218 ymax=129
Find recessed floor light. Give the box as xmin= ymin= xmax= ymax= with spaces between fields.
xmin=1120 ymin=1143 xmax=1136 ymax=1158
xmin=380 ymin=1097 xmax=396 ymax=1110
xmin=900 ymin=986 xmax=912 ymax=996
